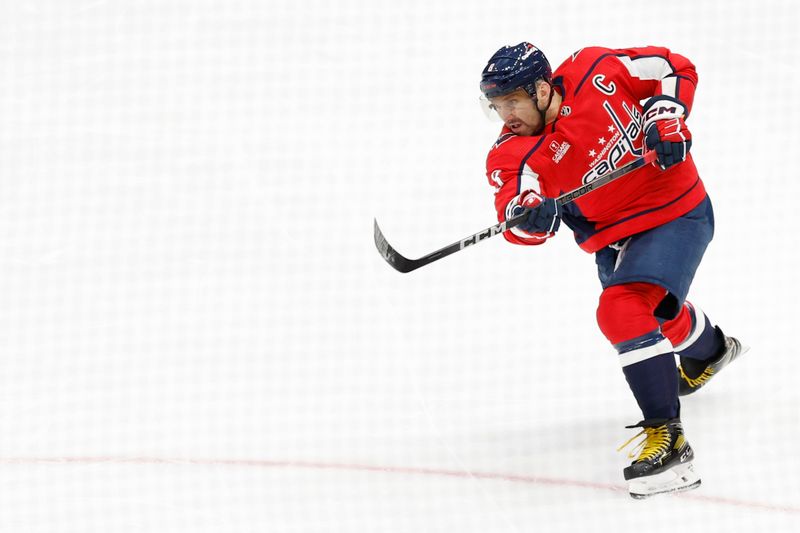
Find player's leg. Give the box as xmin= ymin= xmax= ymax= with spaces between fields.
xmin=597 ymin=282 xmax=679 ymax=420
xmin=593 ymin=197 xmax=716 ymax=498
xmin=662 ymin=302 xmax=749 ymax=396
xmin=599 ymin=195 xmax=746 ymax=396
xmin=596 ymin=282 xmax=700 ymax=498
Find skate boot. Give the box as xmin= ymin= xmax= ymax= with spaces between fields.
xmin=678 ymin=333 xmax=749 ymax=396
xmin=619 ymin=418 xmax=700 ymax=499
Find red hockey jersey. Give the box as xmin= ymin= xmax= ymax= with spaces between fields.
xmin=486 ymin=46 xmax=707 ymax=253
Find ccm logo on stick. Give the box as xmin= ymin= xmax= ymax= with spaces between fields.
xmin=460 ymin=222 xmax=507 ymax=249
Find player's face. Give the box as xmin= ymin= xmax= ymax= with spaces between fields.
xmin=489 ymin=89 xmax=543 ymax=136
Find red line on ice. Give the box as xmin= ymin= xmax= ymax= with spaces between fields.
xmin=1 ymin=455 xmax=797 ymax=515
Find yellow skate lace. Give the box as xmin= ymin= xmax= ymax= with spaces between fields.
xmin=679 ymin=365 xmax=715 ymax=388
xmin=617 ymin=426 xmax=671 ymax=461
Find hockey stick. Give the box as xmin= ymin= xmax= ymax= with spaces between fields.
xmin=374 ymin=151 xmax=656 ymax=273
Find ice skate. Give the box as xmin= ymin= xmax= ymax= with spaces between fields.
xmin=678 ymin=333 xmax=749 ymax=396
xmin=619 ymin=418 xmax=701 ymax=499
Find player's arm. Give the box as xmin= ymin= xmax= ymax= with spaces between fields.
xmin=487 ymin=163 xmax=560 ymax=246
xmin=613 ymin=46 xmax=697 ymax=113
xmin=614 ymin=46 xmax=697 ymax=169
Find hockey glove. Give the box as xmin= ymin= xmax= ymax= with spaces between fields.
xmin=511 ymin=190 xmax=561 ymax=234
xmin=642 ymin=96 xmax=692 ymax=170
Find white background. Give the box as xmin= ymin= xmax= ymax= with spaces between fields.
xmin=1 ymin=1 xmax=798 ymax=531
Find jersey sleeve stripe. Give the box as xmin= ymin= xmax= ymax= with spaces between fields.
xmin=615 ymin=54 xmax=676 ymax=81
xmin=574 ymin=53 xmax=678 ymax=96
xmin=516 ymin=136 xmax=547 ymax=194
xmin=661 ymin=76 xmax=678 ymax=100
xmin=671 ymin=74 xmax=693 ymax=105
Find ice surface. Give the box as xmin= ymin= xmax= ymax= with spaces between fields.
xmin=1 ymin=1 xmax=798 ymax=531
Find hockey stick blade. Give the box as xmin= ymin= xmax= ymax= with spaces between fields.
xmin=374 ymin=151 xmax=656 ymax=273
xmin=374 ymin=217 xmax=522 ymax=273
xmin=374 ymin=218 xmax=420 ymax=273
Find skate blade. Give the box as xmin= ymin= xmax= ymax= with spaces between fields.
xmin=739 ymin=344 xmax=751 ymax=357
xmin=628 ymin=462 xmax=701 ymax=500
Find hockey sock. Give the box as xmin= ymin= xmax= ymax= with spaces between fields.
xmin=597 ymin=283 xmax=681 ymax=420
xmin=623 ymin=354 xmax=680 ymax=420
xmin=666 ymin=303 xmax=726 ymax=378
xmin=659 ymin=301 xmax=692 ymax=345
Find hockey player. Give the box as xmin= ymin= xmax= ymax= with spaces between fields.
xmin=480 ymin=43 xmax=747 ymax=498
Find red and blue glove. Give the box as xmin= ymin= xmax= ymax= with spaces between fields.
xmin=642 ymin=96 xmax=692 ymax=170
xmin=511 ymin=190 xmax=561 ymax=234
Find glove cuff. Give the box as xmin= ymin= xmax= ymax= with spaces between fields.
xmin=642 ymin=95 xmax=687 ymax=131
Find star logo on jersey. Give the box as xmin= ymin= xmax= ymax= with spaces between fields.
xmin=608 ymin=125 xmax=615 ymax=132
xmin=598 ymin=137 xmax=606 ymax=145
xmin=588 ymin=149 xmax=597 ymax=157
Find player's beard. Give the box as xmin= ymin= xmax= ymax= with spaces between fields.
xmin=507 ymin=116 xmax=542 ymax=136
xmin=521 ymin=119 xmax=545 ymax=136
